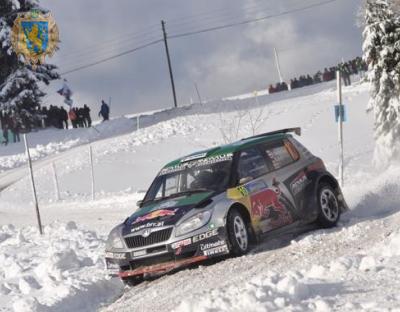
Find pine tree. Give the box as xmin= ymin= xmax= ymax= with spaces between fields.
xmin=0 ymin=0 xmax=59 ymax=117
xmin=363 ymin=0 xmax=400 ymax=165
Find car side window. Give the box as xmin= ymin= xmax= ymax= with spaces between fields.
xmin=237 ymin=148 xmax=269 ymax=181
xmin=263 ymin=140 xmax=299 ymax=170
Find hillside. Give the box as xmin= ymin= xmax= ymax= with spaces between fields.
xmin=1 ymin=80 xmax=400 ymax=311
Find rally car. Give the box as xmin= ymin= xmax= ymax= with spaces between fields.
xmin=105 ymin=128 xmax=348 ymax=286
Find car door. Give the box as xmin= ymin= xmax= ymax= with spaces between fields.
xmin=233 ymin=146 xmax=295 ymax=235
xmin=259 ymin=139 xmax=305 ymax=222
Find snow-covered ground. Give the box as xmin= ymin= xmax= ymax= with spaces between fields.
xmin=1 ymin=80 xmax=400 ymax=311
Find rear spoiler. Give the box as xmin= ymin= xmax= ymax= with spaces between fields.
xmin=242 ymin=127 xmax=301 ymax=141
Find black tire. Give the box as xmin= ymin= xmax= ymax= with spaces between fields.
xmin=122 ymin=275 xmax=144 ymax=287
xmin=226 ymin=209 xmax=250 ymax=256
xmin=316 ymin=183 xmax=340 ymax=228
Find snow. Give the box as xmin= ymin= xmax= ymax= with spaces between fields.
xmin=0 ymin=222 xmax=123 ymax=312
xmin=1 ymin=79 xmax=400 ymax=311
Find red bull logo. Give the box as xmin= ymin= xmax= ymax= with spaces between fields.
xmin=251 ymin=186 xmax=292 ymax=228
xmin=133 ymin=209 xmax=178 ymax=224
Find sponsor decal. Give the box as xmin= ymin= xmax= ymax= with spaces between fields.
xmin=132 ymin=250 xmax=147 ymax=257
xmin=203 ymin=244 xmax=229 ymax=256
xmin=192 ymin=229 xmax=219 ymax=243
xmin=250 ymin=186 xmax=293 ymax=229
xmin=171 ymin=238 xmax=192 ymax=250
xmin=105 ymin=252 xmax=126 ymax=260
xmin=290 ymin=171 xmax=309 ymax=195
xmin=181 ymin=153 xmax=207 ymax=163
xmin=131 ymin=221 xmax=164 ymax=233
xmin=133 ymin=209 xmax=178 ymax=224
xmin=236 ymin=181 xmax=268 ymax=198
xmin=237 ymin=185 xmax=249 ymax=197
xmin=106 ymin=260 xmax=120 ymax=274
xmin=171 ymin=229 xmax=219 ymax=255
xmin=245 ymin=180 xmax=268 ymax=193
xmin=200 ymin=240 xmax=226 ymax=251
xmin=160 ymin=153 xmax=233 ymax=175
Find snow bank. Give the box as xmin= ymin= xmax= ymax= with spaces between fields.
xmin=0 ymin=117 xmax=135 ymax=173
xmin=0 ymin=222 xmax=123 ymax=312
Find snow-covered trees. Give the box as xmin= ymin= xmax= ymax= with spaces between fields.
xmin=0 ymin=0 xmax=59 ymax=114
xmin=363 ymin=0 xmax=400 ymax=164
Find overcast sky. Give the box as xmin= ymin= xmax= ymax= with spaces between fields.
xmin=39 ymin=0 xmax=363 ymax=117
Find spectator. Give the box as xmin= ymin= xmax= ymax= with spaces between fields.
xmin=99 ymin=100 xmax=110 ymax=122
xmin=9 ymin=111 xmax=21 ymax=143
xmin=77 ymin=107 xmax=85 ymax=128
xmin=83 ymin=104 xmax=92 ymax=127
xmin=60 ymin=106 xmax=68 ymax=129
xmin=1 ymin=117 xmax=9 ymax=146
xmin=69 ymin=108 xmax=78 ymax=128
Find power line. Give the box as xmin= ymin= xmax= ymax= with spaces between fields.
xmin=61 ymin=38 xmax=163 ymax=75
xmin=165 ymin=0 xmax=305 ymax=31
xmin=58 ymin=33 xmax=162 ymax=68
xmin=61 ymin=0 xmax=339 ymax=76
xmin=169 ymin=0 xmax=339 ymax=39
xmin=58 ymin=26 xmax=161 ymax=61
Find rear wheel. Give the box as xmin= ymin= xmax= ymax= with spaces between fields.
xmin=316 ymin=183 xmax=340 ymax=227
xmin=227 ymin=209 xmax=250 ymax=256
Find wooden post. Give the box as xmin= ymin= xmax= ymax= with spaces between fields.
xmin=337 ymin=70 xmax=344 ymax=187
xmin=89 ymin=145 xmax=95 ymax=200
xmin=52 ymin=162 xmax=61 ymax=201
xmin=23 ymin=134 xmax=43 ymax=235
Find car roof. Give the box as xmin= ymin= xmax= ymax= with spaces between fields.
xmin=162 ymin=132 xmax=293 ymax=170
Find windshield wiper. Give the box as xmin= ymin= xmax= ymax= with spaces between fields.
xmin=141 ymin=189 xmax=212 ymax=206
xmin=171 ymin=188 xmax=212 ymax=198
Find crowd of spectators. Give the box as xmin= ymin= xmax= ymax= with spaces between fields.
xmin=268 ymin=57 xmax=367 ymax=94
xmin=1 ymin=104 xmax=92 ymax=146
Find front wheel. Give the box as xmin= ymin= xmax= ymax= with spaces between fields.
xmin=227 ymin=209 xmax=250 ymax=256
xmin=316 ymin=183 xmax=340 ymax=228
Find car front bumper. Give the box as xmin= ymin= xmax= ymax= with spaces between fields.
xmin=105 ymin=226 xmax=230 ymax=278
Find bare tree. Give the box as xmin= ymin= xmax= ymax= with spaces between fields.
xmin=218 ymin=97 xmax=269 ymax=144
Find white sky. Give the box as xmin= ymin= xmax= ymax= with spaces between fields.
xmin=39 ymin=0 xmax=363 ymax=117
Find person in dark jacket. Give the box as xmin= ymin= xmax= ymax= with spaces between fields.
xmin=2 ymin=122 xmax=9 ymax=145
xmin=60 ymin=106 xmax=68 ymax=129
xmin=99 ymin=100 xmax=110 ymax=122
xmin=9 ymin=111 xmax=21 ymax=143
xmin=83 ymin=104 xmax=92 ymax=127
xmin=77 ymin=108 xmax=85 ymax=127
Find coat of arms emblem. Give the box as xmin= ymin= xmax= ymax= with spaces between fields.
xmin=11 ymin=10 xmax=59 ymax=68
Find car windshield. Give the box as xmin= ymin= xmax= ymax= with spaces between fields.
xmin=143 ymin=157 xmax=233 ymax=203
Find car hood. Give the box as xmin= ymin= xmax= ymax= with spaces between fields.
xmin=122 ymin=192 xmax=214 ymax=236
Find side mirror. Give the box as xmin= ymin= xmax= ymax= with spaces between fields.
xmin=239 ymin=177 xmax=253 ymax=185
xmin=136 ymin=200 xmax=144 ymax=208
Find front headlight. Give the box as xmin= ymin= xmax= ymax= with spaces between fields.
xmin=175 ymin=210 xmax=212 ymax=237
xmin=106 ymin=230 xmax=124 ymax=250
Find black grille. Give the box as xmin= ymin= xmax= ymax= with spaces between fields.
xmin=124 ymin=228 xmax=173 ymax=249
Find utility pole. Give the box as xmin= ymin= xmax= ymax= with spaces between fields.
xmin=194 ymin=82 xmax=203 ymax=105
xmin=274 ymin=47 xmax=284 ymax=84
xmin=336 ymin=70 xmax=344 ymax=187
xmin=161 ymin=20 xmax=178 ymax=108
